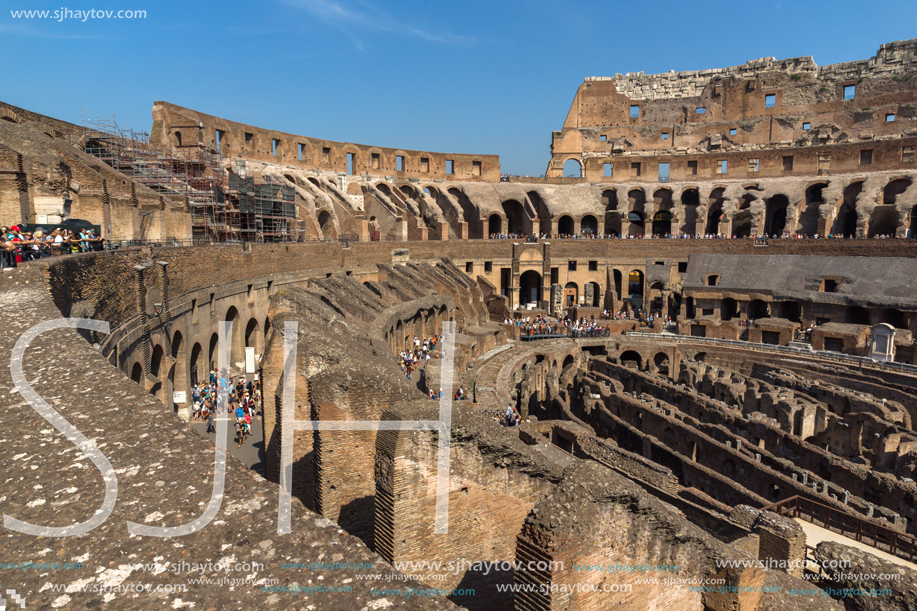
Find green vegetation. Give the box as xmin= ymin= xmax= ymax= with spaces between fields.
xmin=790 ymin=74 xmax=802 ymax=81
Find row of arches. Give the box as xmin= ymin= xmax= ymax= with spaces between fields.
xmin=130 ymin=310 xmax=270 ymax=410
xmin=384 ymin=305 xmax=451 ymax=354
xmin=513 ymin=270 xmax=649 ymax=308
xmin=485 ymin=178 xmax=917 ymax=238
xmin=487 ymin=210 xmax=675 ymax=237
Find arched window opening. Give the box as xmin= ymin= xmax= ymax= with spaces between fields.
xmin=563 ymin=158 xmax=583 ymax=177
xmin=488 ymin=213 xmax=502 ymax=235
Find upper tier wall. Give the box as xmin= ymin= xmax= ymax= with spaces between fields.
xmin=151 ymin=101 xmax=501 ymax=181
xmin=550 ymin=39 xmax=917 ymax=179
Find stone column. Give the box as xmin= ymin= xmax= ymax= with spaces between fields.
xmin=551 ymin=284 xmax=562 ymax=316
xmin=134 ymin=264 xmax=151 ymax=383
xmin=584 ymin=283 xmax=595 ymax=308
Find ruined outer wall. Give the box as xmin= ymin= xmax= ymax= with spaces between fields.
xmin=0 ymin=100 xmax=85 ymax=139
xmin=549 ymin=39 xmax=917 ymax=181
xmin=151 ymin=101 xmax=500 ymax=181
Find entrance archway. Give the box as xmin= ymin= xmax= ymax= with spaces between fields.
xmin=627 ymin=212 xmax=644 ymax=236
xmin=732 ymin=211 xmax=753 ymax=238
xmin=564 ymin=282 xmax=579 ymax=308
xmin=151 ymin=345 xmax=164 ymax=380
xmin=765 ymin=195 xmax=789 ymax=236
xmin=628 ymin=270 xmax=644 ymax=304
xmin=131 ymin=362 xmax=143 ymax=384
xmin=627 ymin=189 xmax=646 ymax=236
xmin=502 ymin=200 xmax=530 ymax=235
xmin=190 ymin=342 xmax=202 ymax=387
xmin=868 ymin=206 xmax=899 ymax=237
xmin=581 ymin=215 xmax=598 ymax=235
xmin=603 ymin=190 xmax=621 ymax=236
xmin=834 ymin=182 xmax=862 ymax=238
xmin=519 ymin=270 xmax=543 ymax=306
xmin=681 ymin=188 xmax=700 ymax=235
xmin=488 ymin=213 xmax=502 ymax=235
xmin=652 ymin=211 xmax=672 ymax=236
xmin=245 ymin=318 xmax=262 ymax=353
xmin=798 ymin=183 xmax=827 ymax=236
xmin=706 ymin=188 xmax=726 ymax=235
xmin=558 ymin=215 xmax=574 ymax=235
xmin=620 ymin=351 xmax=643 ymax=369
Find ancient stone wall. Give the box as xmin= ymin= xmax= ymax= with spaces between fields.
xmin=550 ymin=39 xmax=917 ymax=184
xmin=151 ymin=101 xmax=501 ymax=181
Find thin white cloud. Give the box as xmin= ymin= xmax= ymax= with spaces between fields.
xmin=282 ymin=0 xmax=471 ymax=46
xmin=0 ymin=23 xmax=119 ymax=40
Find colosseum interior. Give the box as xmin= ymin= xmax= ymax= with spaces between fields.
xmin=1 ymin=39 xmax=917 ymax=611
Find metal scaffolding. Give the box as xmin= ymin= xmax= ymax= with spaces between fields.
xmin=81 ymin=114 xmax=300 ymax=242
xmin=220 ymin=174 xmax=302 ymax=242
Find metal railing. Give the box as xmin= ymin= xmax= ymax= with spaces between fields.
xmin=618 ymin=331 xmax=917 ymax=374
xmin=761 ymin=495 xmax=916 ymax=562
xmin=106 ymin=237 xmax=336 ymax=249
xmin=519 ymin=333 xmax=568 ymax=341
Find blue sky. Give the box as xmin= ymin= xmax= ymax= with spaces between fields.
xmin=2 ymin=0 xmax=916 ymax=175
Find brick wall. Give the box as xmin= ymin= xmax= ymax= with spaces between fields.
xmin=375 ymin=403 xmax=559 ymax=607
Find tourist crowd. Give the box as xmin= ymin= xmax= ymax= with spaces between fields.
xmin=398 ymin=335 xmax=440 ymax=382
xmin=1 ymin=225 xmax=104 ymax=267
xmin=599 ymin=308 xmax=666 ymax=329
xmin=504 ymin=314 xmax=564 ymax=337
xmin=190 ymin=368 xmax=261 ymax=448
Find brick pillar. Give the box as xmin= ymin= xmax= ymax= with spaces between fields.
xmin=134 ymin=264 xmax=151 ymax=379
xmin=158 ymin=261 xmax=172 ymax=357
xmin=16 ymin=153 xmax=31 ymax=223
xmin=312 ymin=401 xmax=376 ymax=543
xmin=758 ymin=525 xmax=806 ymax=578
xmin=705 ymin=566 xmax=767 ymax=611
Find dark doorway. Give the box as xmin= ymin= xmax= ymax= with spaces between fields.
xmin=519 ymin=270 xmax=543 ymax=306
